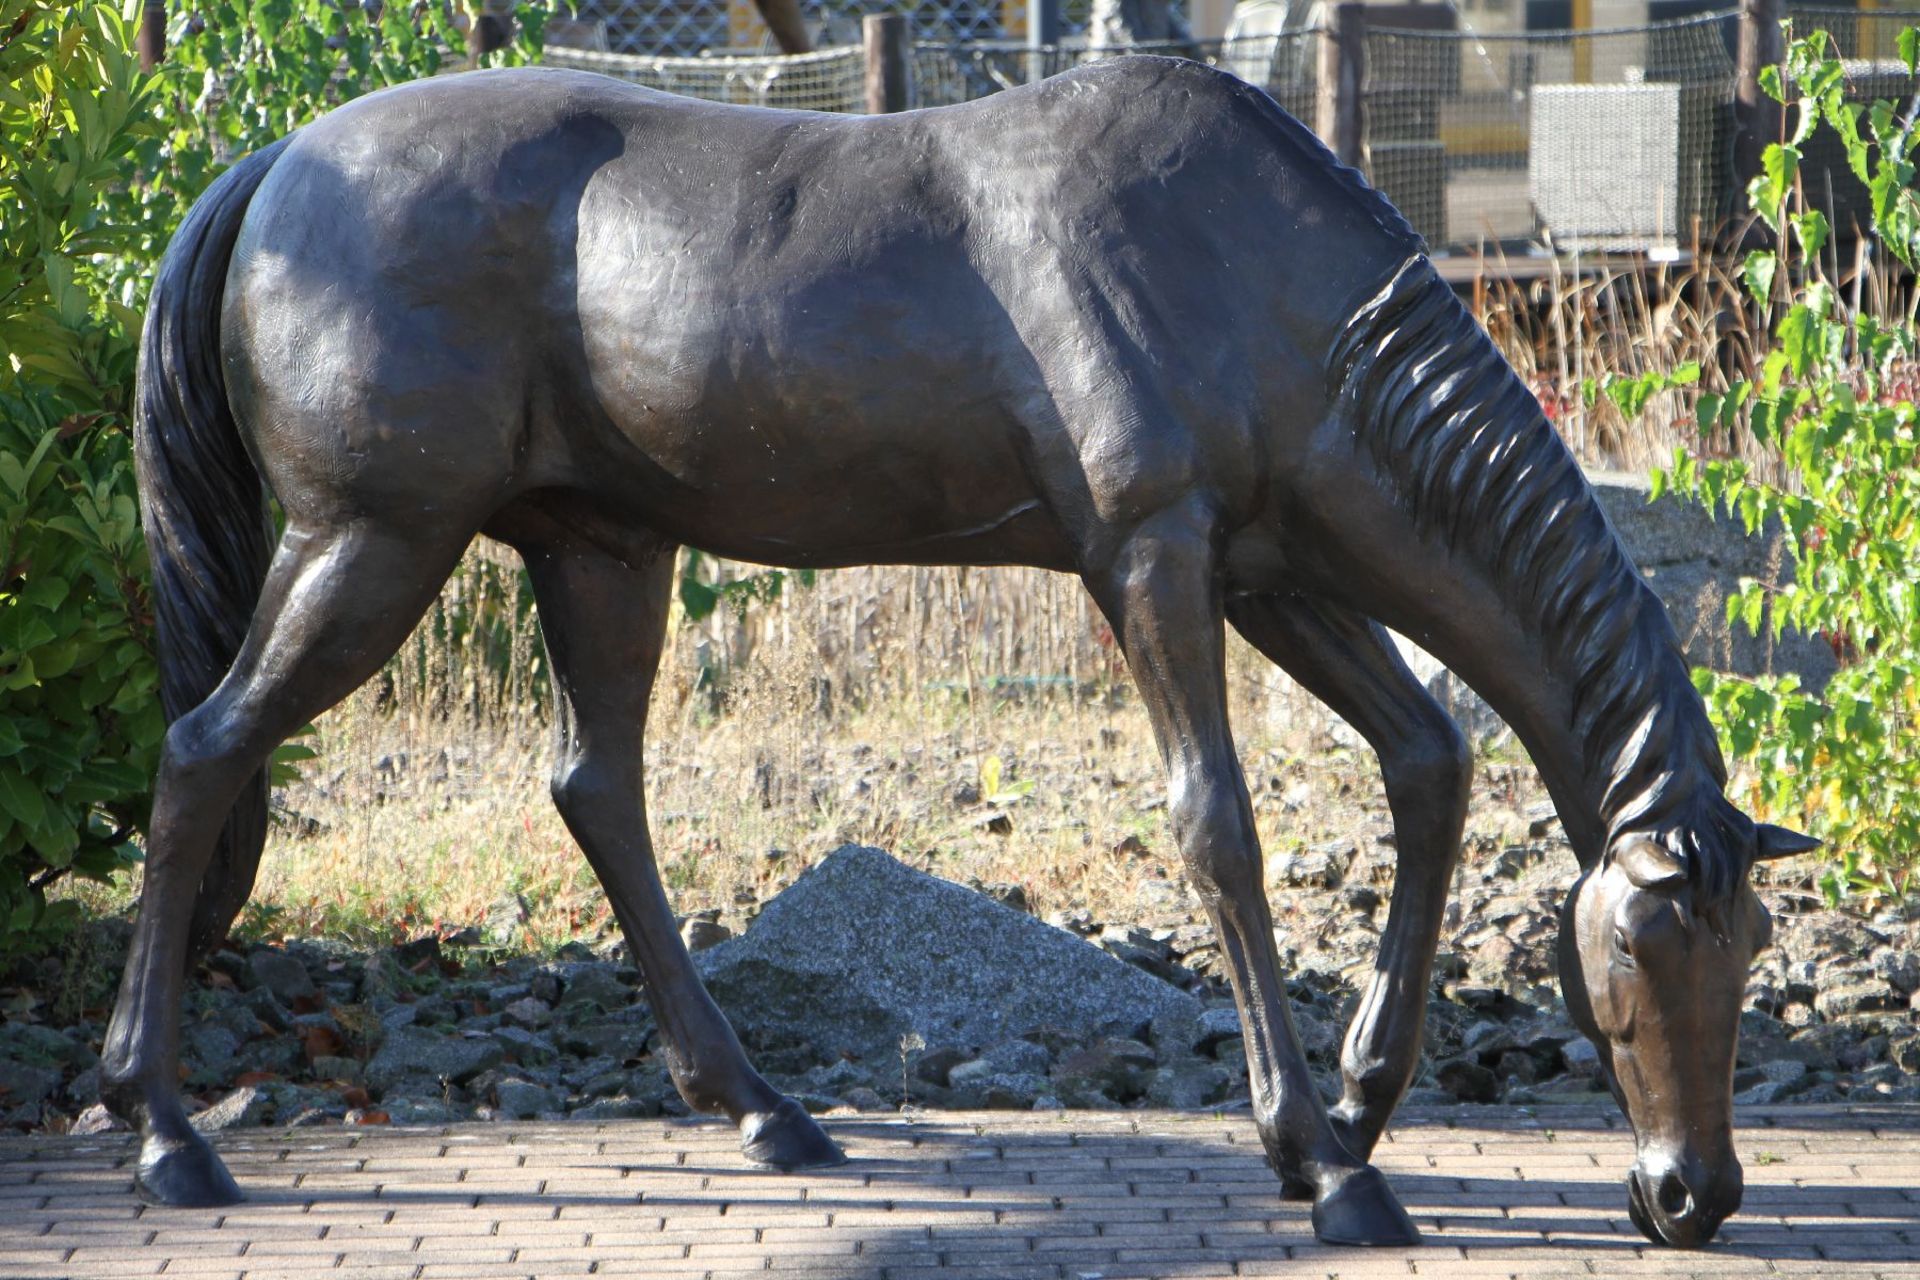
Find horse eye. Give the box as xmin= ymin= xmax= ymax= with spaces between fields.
xmin=1613 ymin=926 xmax=1634 ymax=958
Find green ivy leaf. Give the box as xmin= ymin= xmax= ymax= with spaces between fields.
xmin=1743 ymin=251 xmax=1778 ymax=307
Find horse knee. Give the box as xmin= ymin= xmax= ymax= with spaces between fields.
xmin=157 ymin=704 xmax=261 ymax=792
xmin=1385 ymin=715 xmax=1471 ymax=821
xmin=1170 ymin=781 xmax=1260 ymax=900
xmin=550 ymin=755 xmax=638 ymax=824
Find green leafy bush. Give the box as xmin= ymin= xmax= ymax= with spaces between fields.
xmin=1 ymin=2 xmax=165 ymax=949
xmin=1645 ymin=27 xmax=1920 ymax=902
xmin=1 ymin=0 xmax=547 ymax=955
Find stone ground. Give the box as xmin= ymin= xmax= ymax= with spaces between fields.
xmin=0 ymin=1105 xmax=1916 ymax=1279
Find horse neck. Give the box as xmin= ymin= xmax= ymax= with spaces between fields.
xmin=1328 ymin=258 xmax=1728 ymax=866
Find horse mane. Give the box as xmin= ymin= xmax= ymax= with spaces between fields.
xmin=1077 ymin=56 xmax=1422 ymax=251
xmin=1226 ymin=62 xmax=1423 ymax=251
xmin=1325 ymin=256 xmax=1747 ymax=911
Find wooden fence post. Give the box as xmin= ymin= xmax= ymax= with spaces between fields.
xmin=1317 ymin=2 xmax=1367 ymax=171
xmin=1733 ymin=0 xmax=1785 ymax=215
xmin=864 ymin=14 xmax=912 ymax=115
xmin=136 ymin=0 xmax=166 ymax=71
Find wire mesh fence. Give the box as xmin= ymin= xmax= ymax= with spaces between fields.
xmin=911 ymin=32 xmax=1317 ymax=112
xmin=1784 ymin=7 xmax=1920 ymax=237
xmin=543 ymin=42 xmax=868 ymax=110
xmin=541 ymin=6 xmax=1919 ymax=250
xmin=1363 ymin=11 xmax=1741 ymax=252
xmin=563 ymin=0 xmax=1178 ymax=56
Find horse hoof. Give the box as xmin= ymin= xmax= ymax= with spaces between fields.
xmin=1279 ymin=1172 xmax=1315 ymax=1202
xmin=1311 ymin=1165 xmax=1420 ymax=1247
xmin=135 ymin=1136 xmax=243 ymax=1208
xmin=740 ymin=1098 xmax=846 ymax=1172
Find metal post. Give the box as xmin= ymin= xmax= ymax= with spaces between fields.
xmin=136 ymin=0 xmax=166 ymax=71
xmin=1733 ymin=0 xmax=1786 ymax=217
xmin=863 ymin=14 xmax=912 ymax=115
xmin=1317 ymin=2 xmax=1367 ymax=171
xmin=1028 ymin=0 xmax=1061 ymax=83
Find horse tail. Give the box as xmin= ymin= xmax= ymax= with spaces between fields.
xmin=133 ymin=137 xmax=291 ymax=961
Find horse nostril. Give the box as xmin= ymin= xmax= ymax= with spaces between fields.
xmin=1657 ymin=1171 xmax=1695 ymax=1219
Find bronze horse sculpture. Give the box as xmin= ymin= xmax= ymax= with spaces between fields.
xmin=111 ymin=57 xmax=1815 ymax=1248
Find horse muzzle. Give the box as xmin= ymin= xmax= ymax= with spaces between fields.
xmin=1626 ymin=1150 xmax=1742 ymax=1248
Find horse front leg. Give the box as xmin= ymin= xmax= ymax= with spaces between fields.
xmin=1084 ymin=503 xmax=1420 ymax=1247
xmin=520 ymin=532 xmax=843 ymax=1171
xmin=1228 ymin=593 xmax=1471 ymax=1161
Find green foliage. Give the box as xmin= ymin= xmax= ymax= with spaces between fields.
xmin=678 ymin=547 xmax=815 ymax=623
xmin=0 ymin=0 xmax=548 ymax=955
xmin=1 ymin=1 xmax=164 ymax=953
xmin=1643 ymin=28 xmax=1920 ymax=903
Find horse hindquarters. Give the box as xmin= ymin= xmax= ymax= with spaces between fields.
xmin=110 ymin=137 xmax=492 ymax=1206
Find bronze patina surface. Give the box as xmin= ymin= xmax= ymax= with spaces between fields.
xmin=109 ymin=60 xmax=1813 ymax=1249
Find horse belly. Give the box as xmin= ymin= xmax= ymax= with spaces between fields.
xmin=572 ymin=241 xmax=1069 ymax=569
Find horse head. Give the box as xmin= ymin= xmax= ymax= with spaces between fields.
xmin=1558 ymin=816 xmax=1817 ymax=1247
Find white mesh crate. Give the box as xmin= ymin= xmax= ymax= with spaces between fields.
xmin=1528 ymin=81 xmax=1720 ymax=251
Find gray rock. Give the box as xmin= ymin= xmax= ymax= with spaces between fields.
xmin=69 ymin=1102 xmax=127 ymax=1135
xmin=182 ymin=1021 xmax=241 ymax=1066
xmin=695 ymin=845 xmax=1200 ymax=1063
xmin=1435 ymin=1055 xmax=1499 ymax=1103
xmin=249 ymin=949 xmax=317 ymax=1004
xmin=494 ymin=1079 xmax=564 ymax=1119
xmin=912 ymin=1045 xmax=972 ymax=1087
xmin=501 ymin=997 xmax=552 ymax=1029
xmin=978 ymin=1038 xmax=1051 ymax=1076
xmin=1815 ymin=981 xmax=1902 ymax=1019
xmin=310 ymin=1054 xmax=365 ymax=1084
xmin=383 ymin=1098 xmax=467 ymax=1124
xmin=0 ymin=1060 xmax=62 ymax=1108
xmin=956 ymin=1070 xmax=1050 ymax=1109
xmin=569 ymin=1095 xmax=662 ymax=1120
xmin=943 ymin=1056 xmax=996 ymax=1090
xmin=365 ymin=1026 xmax=505 ymax=1093
xmin=1761 ymin=1058 xmax=1808 ymax=1086
xmin=837 ymin=1086 xmax=891 ymax=1111
xmin=491 ymin=1025 xmax=559 ymax=1066
xmin=1590 ymin=470 xmax=1835 ymax=688
xmin=1192 ymin=1006 xmax=1244 ymax=1055
xmin=190 ymin=1084 xmax=273 ymax=1132
xmin=681 ymin=917 xmax=733 ymax=952
xmin=0 ymin=1023 xmax=92 ymax=1069
xmin=557 ymin=965 xmax=632 ymax=1013
xmin=1872 ymin=948 xmax=1920 ymax=995
xmin=1734 ymin=1079 xmax=1793 ymax=1105
xmin=484 ymin=894 xmax=530 ymax=946
xmin=1145 ymin=1060 xmax=1231 ymax=1108
xmin=556 ymin=1019 xmax=645 ymax=1060
xmin=241 ymin=987 xmax=291 ymax=1032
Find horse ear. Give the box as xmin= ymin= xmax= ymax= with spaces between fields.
xmin=1755 ymin=823 xmax=1821 ymax=861
xmin=1612 ymin=837 xmax=1686 ymax=889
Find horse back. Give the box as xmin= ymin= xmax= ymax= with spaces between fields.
xmin=219 ymin=62 xmax=1413 ymax=566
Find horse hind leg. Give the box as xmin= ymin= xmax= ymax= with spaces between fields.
xmin=517 ymin=530 xmax=843 ymax=1171
xmin=100 ymin=518 xmax=474 ymax=1206
xmin=1227 ymin=592 xmax=1471 ymax=1165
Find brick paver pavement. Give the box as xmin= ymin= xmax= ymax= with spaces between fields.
xmin=1 ymin=1105 xmax=1916 ymax=1279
